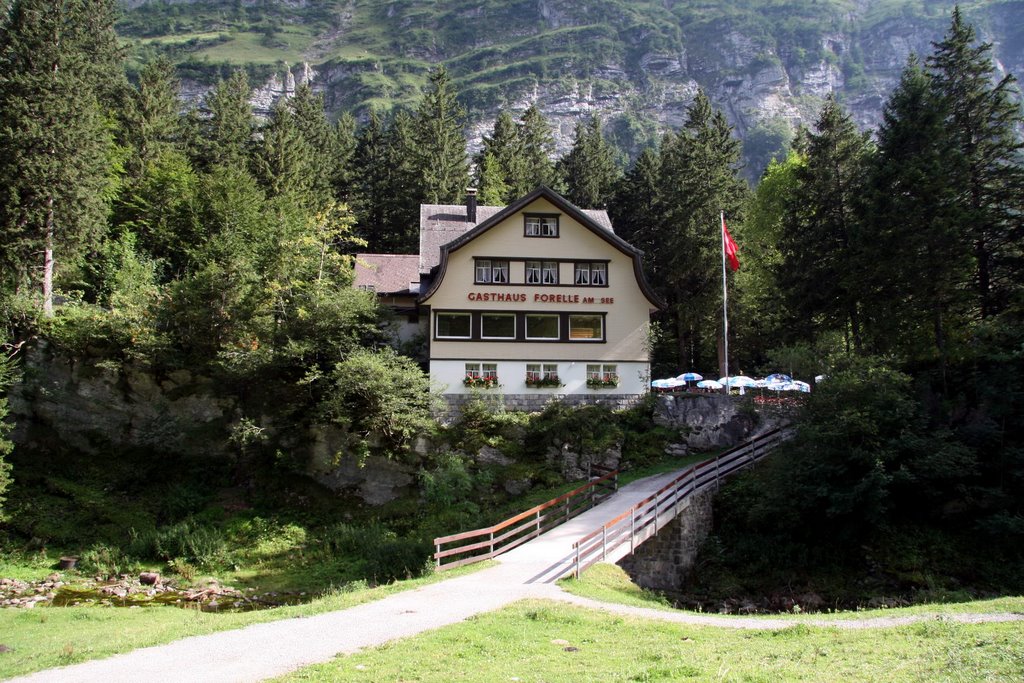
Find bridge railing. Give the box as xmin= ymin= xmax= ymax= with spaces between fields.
xmin=433 ymin=464 xmax=619 ymax=570
xmin=568 ymin=427 xmax=793 ymax=579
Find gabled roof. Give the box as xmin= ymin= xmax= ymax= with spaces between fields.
xmin=353 ymin=254 xmax=421 ymax=295
xmin=418 ymin=186 xmax=665 ymax=309
xmin=419 ymin=197 xmax=614 ymax=273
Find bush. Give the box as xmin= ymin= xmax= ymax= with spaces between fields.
xmin=153 ymin=521 xmax=230 ymax=568
xmin=78 ymin=543 xmax=139 ymax=578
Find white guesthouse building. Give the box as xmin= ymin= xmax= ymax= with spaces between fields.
xmin=356 ymin=186 xmax=663 ymax=407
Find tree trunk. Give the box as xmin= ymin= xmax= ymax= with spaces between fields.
xmin=42 ymin=197 xmax=55 ymax=317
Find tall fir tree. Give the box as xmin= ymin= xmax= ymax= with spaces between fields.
xmin=120 ymin=57 xmax=181 ymax=183
xmin=473 ymin=111 xmax=523 ymax=204
xmin=413 ymin=66 xmax=469 ymax=205
xmin=558 ymin=115 xmax=620 ymax=209
xmin=927 ymin=6 xmax=1024 ymax=319
xmin=865 ymin=55 xmax=971 ymax=364
xmin=0 ymin=0 xmax=123 ymax=313
xmin=353 ymin=109 xmax=389 ymax=251
xmin=201 ymin=70 xmax=254 ymax=171
xmin=778 ymin=95 xmax=873 ymax=352
xmin=651 ymin=91 xmax=748 ymax=374
xmin=288 ymin=83 xmax=341 ymax=210
xmin=515 ymin=104 xmax=557 ymax=194
xmin=609 ymin=147 xmax=659 ymax=250
xmin=332 ymin=112 xmax=358 ymax=204
xmin=380 ymin=109 xmax=421 ymax=253
xmin=252 ymin=98 xmax=316 ymax=202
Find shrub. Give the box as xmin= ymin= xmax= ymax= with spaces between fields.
xmin=153 ymin=521 xmax=230 ymax=568
xmin=78 ymin=543 xmax=139 ymax=578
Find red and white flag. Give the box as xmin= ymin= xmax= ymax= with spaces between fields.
xmin=722 ymin=217 xmax=740 ymax=272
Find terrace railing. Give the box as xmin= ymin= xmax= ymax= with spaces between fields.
xmin=568 ymin=426 xmax=794 ymax=579
xmin=433 ymin=464 xmax=619 ymax=570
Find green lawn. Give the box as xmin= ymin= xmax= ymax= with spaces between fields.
xmin=561 ymin=564 xmax=1024 ymax=619
xmin=276 ymin=599 xmax=1024 ymax=682
xmin=0 ymin=563 xmax=490 ymax=680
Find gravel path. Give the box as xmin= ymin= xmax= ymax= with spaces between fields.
xmin=11 ymin=471 xmax=1024 ymax=683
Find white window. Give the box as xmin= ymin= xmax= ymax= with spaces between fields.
xmin=525 ymin=314 xmax=559 ymax=340
xmin=586 ymin=364 xmax=618 ymax=388
xmin=475 ymin=259 xmax=509 ymax=284
xmin=525 ymin=215 xmax=558 ymax=237
xmin=436 ymin=312 xmax=471 ymax=338
xmin=569 ymin=314 xmax=603 ymax=340
xmin=575 ymin=262 xmax=608 ymax=286
xmin=481 ymin=313 xmax=515 ymax=339
xmin=466 ymin=362 xmax=498 ymax=379
xmin=526 ymin=363 xmax=559 ymax=386
xmin=542 ymin=261 xmax=558 ymax=284
xmin=525 ymin=261 xmax=541 ymax=284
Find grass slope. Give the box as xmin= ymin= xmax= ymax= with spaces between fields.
xmin=277 ymin=599 xmax=1024 ymax=682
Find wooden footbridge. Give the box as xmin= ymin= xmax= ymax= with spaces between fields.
xmin=434 ymin=426 xmax=793 ymax=583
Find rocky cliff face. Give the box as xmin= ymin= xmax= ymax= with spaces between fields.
xmin=151 ymin=1 xmax=1022 ymax=167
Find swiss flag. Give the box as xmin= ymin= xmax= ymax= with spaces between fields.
xmin=722 ymin=217 xmax=740 ymax=272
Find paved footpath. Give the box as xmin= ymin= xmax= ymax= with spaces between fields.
xmin=12 ymin=469 xmax=1024 ymax=683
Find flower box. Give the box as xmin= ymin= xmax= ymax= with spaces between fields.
xmin=463 ymin=375 xmax=499 ymax=389
xmin=586 ymin=374 xmax=619 ymax=389
xmin=525 ymin=375 xmax=563 ymax=388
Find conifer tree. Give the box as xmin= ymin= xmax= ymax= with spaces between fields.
xmin=120 ymin=57 xmax=181 ymax=182
xmin=778 ymin=96 xmax=872 ymax=351
xmin=252 ymin=98 xmax=316 ymax=201
xmin=865 ymin=56 xmax=971 ymax=363
xmin=289 ymin=83 xmax=342 ymax=209
xmin=609 ymin=147 xmax=659 ymax=251
xmin=927 ymin=7 xmax=1024 ymax=319
xmin=353 ymin=109 xmax=389 ymax=250
xmin=653 ymin=91 xmax=748 ymax=373
xmin=413 ymin=66 xmax=469 ymax=204
xmin=473 ymin=111 xmax=522 ymax=204
xmin=558 ymin=115 xmax=620 ymax=209
xmin=332 ymin=112 xmax=358 ymax=204
xmin=380 ymin=109 xmax=421 ymax=253
xmin=202 ymin=70 xmax=254 ymax=171
xmin=515 ymin=104 xmax=557 ymax=193
xmin=0 ymin=0 xmax=123 ymax=313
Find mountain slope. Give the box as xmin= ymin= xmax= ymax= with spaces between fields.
xmin=118 ymin=0 xmax=1024 ymax=167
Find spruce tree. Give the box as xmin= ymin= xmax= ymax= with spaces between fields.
xmin=778 ymin=95 xmax=873 ymax=351
xmin=927 ymin=7 xmax=1024 ymax=319
xmin=413 ymin=66 xmax=469 ymax=204
xmin=866 ymin=56 xmax=971 ymax=363
xmin=332 ymin=112 xmax=358 ymax=204
xmin=120 ymin=57 xmax=181 ymax=182
xmin=289 ymin=83 xmax=341 ymax=210
xmin=202 ymin=70 xmax=254 ymax=171
xmin=653 ymin=91 xmax=748 ymax=373
xmin=515 ymin=104 xmax=557 ymax=194
xmin=609 ymin=147 xmax=659 ymax=250
xmin=252 ymin=98 xmax=316 ymax=202
xmin=353 ymin=109 xmax=389 ymax=251
xmin=0 ymin=0 xmax=123 ymax=313
xmin=558 ymin=115 xmax=620 ymax=209
xmin=473 ymin=111 xmax=522 ymax=204
xmin=380 ymin=109 xmax=421 ymax=253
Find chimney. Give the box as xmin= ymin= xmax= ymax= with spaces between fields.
xmin=466 ymin=187 xmax=477 ymax=224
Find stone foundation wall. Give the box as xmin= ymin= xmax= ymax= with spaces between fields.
xmin=616 ymin=486 xmax=717 ymax=592
xmin=440 ymin=392 xmax=644 ymax=417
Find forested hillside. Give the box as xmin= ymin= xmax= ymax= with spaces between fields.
xmin=0 ymin=0 xmax=1022 ymax=608
xmin=116 ymin=0 xmax=1024 ymax=173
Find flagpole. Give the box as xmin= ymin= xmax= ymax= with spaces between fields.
xmin=720 ymin=211 xmax=729 ymax=394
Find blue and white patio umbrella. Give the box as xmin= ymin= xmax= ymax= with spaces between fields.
xmin=764 ymin=373 xmax=792 ymax=384
xmin=782 ymin=380 xmax=811 ymax=393
xmin=718 ymin=375 xmax=757 ymax=388
xmin=696 ymin=379 xmax=723 ymax=390
xmin=676 ymin=372 xmax=703 ymax=383
xmin=651 ymin=379 xmax=673 ymax=389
